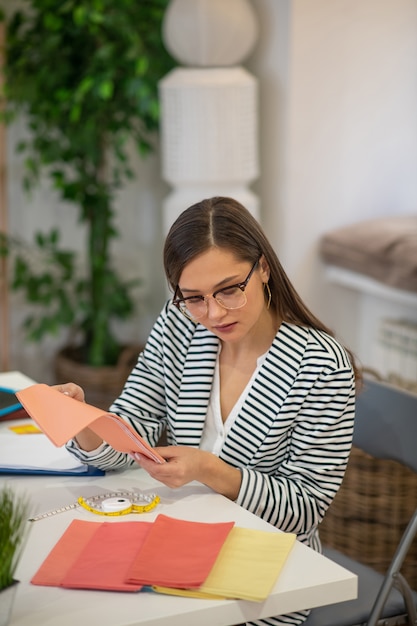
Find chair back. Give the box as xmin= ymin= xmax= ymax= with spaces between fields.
xmin=354 ymin=377 xmax=417 ymax=474
xmin=304 ymin=376 xmax=417 ymax=626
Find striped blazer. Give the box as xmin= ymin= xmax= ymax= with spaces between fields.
xmin=69 ymin=301 xmax=355 ymax=550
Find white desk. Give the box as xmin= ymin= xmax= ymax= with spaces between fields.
xmin=0 ymin=372 xmax=357 ymax=625
xmin=1 ymin=471 xmax=356 ymax=626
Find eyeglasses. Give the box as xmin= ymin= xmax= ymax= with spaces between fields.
xmin=173 ymin=258 xmax=259 ymax=320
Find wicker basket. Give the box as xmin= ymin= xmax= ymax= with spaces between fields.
xmin=319 ymin=445 xmax=417 ymax=590
xmin=54 ymin=344 xmax=143 ymax=409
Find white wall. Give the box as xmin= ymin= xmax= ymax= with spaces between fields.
xmin=249 ymin=0 xmax=417 ymax=365
xmin=2 ymin=0 xmax=417 ymax=380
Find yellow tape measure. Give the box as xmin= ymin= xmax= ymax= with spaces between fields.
xmin=29 ymin=490 xmax=160 ymax=522
xmin=78 ymin=493 xmax=160 ymax=517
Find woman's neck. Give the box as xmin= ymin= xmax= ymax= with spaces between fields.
xmin=220 ymin=310 xmax=281 ymax=363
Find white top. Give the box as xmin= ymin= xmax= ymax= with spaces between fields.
xmin=200 ymin=351 xmax=268 ymax=455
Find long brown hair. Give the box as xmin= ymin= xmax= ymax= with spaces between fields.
xmin=164 ymin=197 xmax=361 ymax=383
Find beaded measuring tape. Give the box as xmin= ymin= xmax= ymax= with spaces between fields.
xmin=29 ymin=490 xmax=160 ymax=522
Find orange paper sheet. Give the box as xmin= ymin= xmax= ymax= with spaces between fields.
xmin=126 ymin=514 xmax=235 ymax=588
xmin=16 ymin=383 xmax=164 ymax=463
xmin=32 ymin=519 xmax=151 ymax=592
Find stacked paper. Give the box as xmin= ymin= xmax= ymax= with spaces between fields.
xmin=0 ymin=432 xmax=104 ymax=476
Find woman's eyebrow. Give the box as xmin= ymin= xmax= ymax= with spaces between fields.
xmin=180 ymin=273 xmax=241 ymax=294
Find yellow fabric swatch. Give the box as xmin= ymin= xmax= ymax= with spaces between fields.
xmin=200 ymin=527 xmax=296 ymax=602
xmin=152 ymin=586 xmax=226 ymax=600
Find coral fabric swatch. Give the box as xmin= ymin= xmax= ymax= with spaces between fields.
xmin=31 ymin=520 xmax=102 ymax=587
xmin=62 ymin=521 xmax=152 ymax=591
xmin=31 ymin=519 xmax=151 ymax=591
xmin=126 ymin=514 xmax=235 ymax=588
xmin=16 ymin=383 xmax=164 ymax=462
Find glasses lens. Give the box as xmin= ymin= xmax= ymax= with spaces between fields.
xmin=179 ymin=299 xmax=206 ymax=319
xmin=215 ymin=287 xmax=247 ymax=310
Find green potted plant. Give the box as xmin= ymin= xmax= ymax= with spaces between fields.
xmin=0 ymin=0 xmax=175 ymax=400
xmin=0 ymin=485 xmax=29 ymax=626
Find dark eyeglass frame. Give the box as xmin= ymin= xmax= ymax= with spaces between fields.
xmin=172 ymin=258 xmax=260 ymax=319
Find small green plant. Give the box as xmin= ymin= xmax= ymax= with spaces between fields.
xmin=0 ymin=485 xmax=30 ymax=591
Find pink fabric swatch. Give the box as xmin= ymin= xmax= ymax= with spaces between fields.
xmin=62 ymin=521 xmax=152 ymax=592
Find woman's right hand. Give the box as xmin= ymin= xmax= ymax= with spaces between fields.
xmin=53 ymin=382 xmax=85 ymax=403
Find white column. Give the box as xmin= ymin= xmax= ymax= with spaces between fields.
xmin=159 ymin=0 xmax=260 ymax=232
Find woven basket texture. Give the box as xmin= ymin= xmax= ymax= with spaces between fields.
xmin=319 ymin=445 xmax=417 ymax=591
xmin=54 ymin=344 xmax=143 ymax=409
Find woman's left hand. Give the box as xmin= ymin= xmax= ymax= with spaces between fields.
xmin=133 ymin=445 xmax=242 ymax=500
xmin=133 ymin=445 xmax=207 ymax=489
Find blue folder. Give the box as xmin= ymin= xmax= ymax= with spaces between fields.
xmin=0 ymin=465 xmax=105 ymax=477
xmin=0 ymin=386 xmax=23 ymax=418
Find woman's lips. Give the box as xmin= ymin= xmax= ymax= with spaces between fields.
xmin=213 ymin=322 xmax=237 ymax=333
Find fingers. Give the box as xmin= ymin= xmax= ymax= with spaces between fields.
xmin=52 ymin=382 xmax=85 ymax=402
xmin=131 ymin=451 xmax=167 ymax=465
xmin=131 ymin=452 xmax=144 ymax=464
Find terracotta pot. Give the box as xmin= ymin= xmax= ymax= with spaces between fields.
xmin=54 ymin=344 xmax=143 ymax=409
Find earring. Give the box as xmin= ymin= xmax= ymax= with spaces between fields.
xmin=263 ymin=282 xmax=271 ymax=310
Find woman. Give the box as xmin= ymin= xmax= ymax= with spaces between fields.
xmin=63 ymin=196 xmax=359 ymax=626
